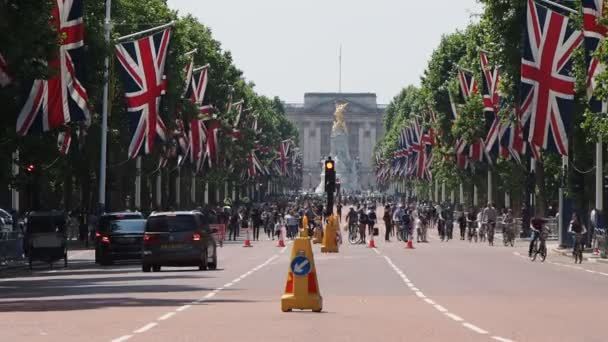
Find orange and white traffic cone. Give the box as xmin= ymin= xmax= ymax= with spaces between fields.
xmin=277 ymin=227 xmax=286 ymax=247
xmin=368 ymin=235 xmax=376 ymax=248
xmin=406 ymin=239 xmax=414 ymax=249
xmin=243 ymin=228 xmax=253 ymax=248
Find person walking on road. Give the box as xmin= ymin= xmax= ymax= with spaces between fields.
xmin=383 ymin=205 xmax=392 ymax=242
xmin=229 ymin=210 xmax=239 ymax=241
xmin=337 ymin=203 xmax=343 ymax=222
xmin=284 ymin=211 xmax=298 ymax=239
xmin=358 ymin=207 xmax=368 ymax=244
xmin=457 ymin=210 xmax=466 ymax=240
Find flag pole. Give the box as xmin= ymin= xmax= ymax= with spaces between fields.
xmin=536 ymin=0 xmax=577 ymax=15
xmin=193 ymin=64 xmax=210 ymax=72
xmin=98 ymin=0 xmax=112 ymax=214
xmin=116 ymin=21 xmax=176 ymax=42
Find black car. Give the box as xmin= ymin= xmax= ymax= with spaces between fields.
xmin=142 ymin=211 xmax=218 ymax=272
xmin=95 ymin=212 xmax=145 ymax=264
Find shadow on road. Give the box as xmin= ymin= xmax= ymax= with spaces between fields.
xmin=0 ymin=296 xmax=255 ymax=312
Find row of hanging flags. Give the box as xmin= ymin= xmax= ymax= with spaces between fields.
xmin=376 ymin=0 xmax=606 ymax=185
xmin=1 ymin=0 xmax=301 ymax=180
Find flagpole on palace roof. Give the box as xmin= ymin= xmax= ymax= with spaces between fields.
xmin=98 ymin=0 xmax=112 ymax=213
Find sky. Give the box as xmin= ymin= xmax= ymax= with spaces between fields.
xmin=166 ymin=0 xmax=483 ymax=104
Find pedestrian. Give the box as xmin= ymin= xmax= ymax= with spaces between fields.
xmin=383 ymin=205 xmax=392 ymax=242
xmin=284 ymin=211 xmax=298 ymax=239
xmin=251 ymin=207 xmax=262 ymax=241
xmin=337 ymin=203 xmax=343 ymax=222
xmin=358 ymin=207 xmax=368 ymax=244
xmin=229 ymin=210 xmax=239 ymax=241
xmin=367 ymin=206 xmax=377 ymax=237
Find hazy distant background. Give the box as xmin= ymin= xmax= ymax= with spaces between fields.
xmin=167 ymin=0 xmax=482 ymax=104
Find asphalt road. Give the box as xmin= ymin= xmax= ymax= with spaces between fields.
xmin=2 ymin=208 xmax=608 ymax=342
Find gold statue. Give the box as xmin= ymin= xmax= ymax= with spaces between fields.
xmin=332 ymin=102 xmax=348 ymax=134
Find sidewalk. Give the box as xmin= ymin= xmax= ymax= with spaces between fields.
xmin=550 ymin=244 xmax=608 ymax=264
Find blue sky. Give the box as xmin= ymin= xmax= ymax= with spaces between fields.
xmin=167 ymin=0 xmax=483 ymax=104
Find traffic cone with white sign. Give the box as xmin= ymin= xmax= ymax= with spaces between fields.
xmin=281 ymin=229 xmax=322 ymax=312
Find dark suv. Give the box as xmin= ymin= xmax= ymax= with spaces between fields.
xmin=142 ymin=211 xmax=218 ymax=272
xmin=95 ymin=212 xmax=145 ymax=265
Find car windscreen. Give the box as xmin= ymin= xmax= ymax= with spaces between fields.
xmin=146 ymin=215 xmax=198 ymax=233
xmin=110 ymin=219 xmax=146 ymax=233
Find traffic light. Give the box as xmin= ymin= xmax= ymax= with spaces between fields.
xmin=324 ymin=158 xmax=336 ymax=193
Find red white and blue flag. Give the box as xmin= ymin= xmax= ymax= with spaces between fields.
xmin=57 ymin=127 xmax=72 ymax=155
xmin=583 ymin=0 xmax=608 ymax=112
xmin=189 ymin=119 xmax=206 ymax=173
xmin=279 ymin=139 xmax=291 ymax=176
xmin=115 ymin=27 xmax=172 ymax=159
xmin=0 ymin=53 xmax=11 ymax=87
xmin=521 ymin=0 xmax=582 ymax=156
xmin=16 ymin=0 xmax=90 ymax=136
xmin=187 ymin=65 xmax=209 ymax=106
xmin=480 ymin=51 xmax=509 ymax=161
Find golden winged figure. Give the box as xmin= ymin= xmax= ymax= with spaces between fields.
xmin=332 ymin=102 xmax=348 ymax=133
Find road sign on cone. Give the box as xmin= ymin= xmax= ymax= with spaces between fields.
xmin=281 ymin=229 xmax=322 ymax=312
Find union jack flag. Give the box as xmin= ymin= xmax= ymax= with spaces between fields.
xmin=203 ymin=119 xmax=221 ymax=168
xmin=458 ymin=68 xmax=478 ymax=101
xmin=521 ymin=0 xmax=582 ymax=157
xmin=115 ymin=27 xmax=172 ymax=159
xmin=247 ymin=150 xmax=267 ymax=178
xmin=583 ymin=0 xmax=608 ymax=112
xmin=0 ymin=53 xmax=11 ymax=87
xmin=182 ymin=54 xmax=194 ymax=97
xmin=189 ymin=119 xmax=206 ymax=173
xmin=57 ymin=127 xmax=72 ymax=155
xmin=187 ymin=65 xmax=209 ymax=106
xmin=480 ymin=51 xmax=509 ymax=160
xmin=279 ymin=139 xmax=291 ymax=176
xmin=16 ymin=0 xmax=90 ymax=136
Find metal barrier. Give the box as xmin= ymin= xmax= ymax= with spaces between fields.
xmin=0 ymin=232 xmax=25 ymax=264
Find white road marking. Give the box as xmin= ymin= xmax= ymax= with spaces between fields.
xmin=434 ymin=304 xmax=448 ymax=313
xmin=372 ymin=248 xmax=380 ymax=255
xmin=445 ymin=312 xmax=463 ymax=321
xmin=492 ymin=336 xmax=515 ymax=342
xmin=378 ymin=253 xmax=516 ymax=341
xmin=133 ymin=323 xmax=157 ymax=334
xmin=111 ymin=252 xmax=283 ymax=342
xmin=157 ymin=312 xmax=175 ymax=321
xmin=462 ymin=322 xmax=488 ymax=334
xmin=176 ymin=305 xmax=191 ymax=312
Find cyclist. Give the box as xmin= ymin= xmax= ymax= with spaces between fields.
xmin=346 ymin=207 xmax=358 ymax=235
xmin=482 ymin=202 xmax=498 ymax=246
xmin=502 ymin=208 xmax=515 ymax=245
xmin=568 ymin=212 xmax=587 ymax=264
xmin=358 ymin=207 xmax=368 ymax=244
xmin=466 ymin=208 xmax=478 ymax=242
xmin=528 ymin=212 xmax=548 ymax=257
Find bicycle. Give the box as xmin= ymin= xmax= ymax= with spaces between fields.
xmin=348 ymin=223 xmax=360 ymax=245
xmin=502 ymin=222 xmax=515 ymax=247
xmin=397 ymin=224 xmax=409 ymax=242
xmin=467 ymin=224 xmax=478 ymax=243
xmin=571 ymin=232 xmax=584 ymax=264
xmin=530 ymin=228 xmax=549 ymax=262
xmin=487 ymin=221 xmax=495 ymax=246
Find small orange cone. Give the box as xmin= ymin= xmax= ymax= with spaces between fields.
xmin=277 ymin=226 xmax=286 ymax=247
xmin=406 ymin=240 xmax=414 ymax=249
xmin=594 ymin=247 xmax=600 ymax=255
xmin=278 ymin=239 xmax=285 ymax=247
xmin=243 ymin=228 xmax=253 ymax=248
xmin=368 ymin=236 xmax=376 ymax=248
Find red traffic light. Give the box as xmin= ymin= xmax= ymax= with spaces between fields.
xmin=26 ymin=164 xmax=36 ymax=173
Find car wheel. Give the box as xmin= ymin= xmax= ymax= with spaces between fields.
xmin=152 ymin=265 xmax=161 ymax=272
xmin=100 ymin=255 xmax=113 ymax=266
xmin=199 ymin=250 xmax=208 ymax=271
xmin=208 ymin=248 xmax=218 ymax=270
xmin=142 ymin=264 xmax=151 ymax=272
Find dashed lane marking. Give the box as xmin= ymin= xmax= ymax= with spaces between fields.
xmin=133 ymin=323 xmax=157 ymax=334
xmin=514 ymin=250 xmax=608 ymax=279
xmin=380 ymin=253 xmax=515 ymax=341
xmin=462 ymin=322 xmax=488 ymax=335
xmin=492 ymin=336 xmax=516 ymax=342
xmin=109 ymin=245 xmax=289 ymax=342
